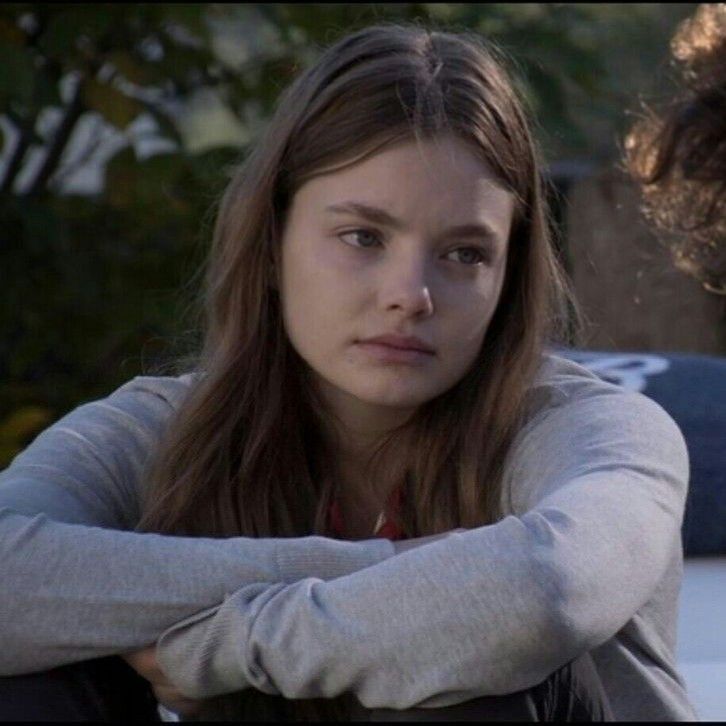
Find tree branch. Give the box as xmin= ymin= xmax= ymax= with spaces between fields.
xmin=0 ymin=10 xmax=50 ymax=194
xmin=24 ymin=73 xmax=87 ymax=197
xmin=0 ymin=122 xmax=32 ymax=194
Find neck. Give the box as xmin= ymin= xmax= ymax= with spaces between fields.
xmin=312 ymin=382 xmax=415 ymax=500
xmin=316 ymin=379 xmax=416 ymax=452
xmin=324 ymin=401 xmax=412 ymax=500
xmin=330 ymin=400 xmax=413 ymax=464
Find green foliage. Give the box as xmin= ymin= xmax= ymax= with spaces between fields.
xmin=0 ymin=404 xmax=52 ymax=465
xmin=82 ymin=78 xmax=142 ymax=129
xmin=0 ymin=2 xmax=696 ymax=466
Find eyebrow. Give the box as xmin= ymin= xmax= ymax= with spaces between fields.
xmin=324 ymin=201 xmax=501 ymax=242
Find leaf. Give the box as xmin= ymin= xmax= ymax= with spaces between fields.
xmin=0 ymin=405 xmax=53 ymax=441
xmin=33 ymin=69 xmax=62 ymax=109
xmin=104 ymin=148 xmax=187 ymax=210
xmin=82 ymin=78 xmax=142 ymax=129
xmin=106 ymin=50 xmax=152 ymax=85
xmin=189 ymin=145 xmax=241 ymax=192
xmin=154 ymin=36 xmax=211 ymax=86
xmin=0 ymin=444 xmax=20 ymax=469
xmin=39 ymin=6 xmax=113 ymax=57
xmin=162 ymin=4 xmax=208 ymax=38
xmin=0 ymin=45 xmax=35 ymax=103
xmin=103 ymin=146 xmax=138 ymax=207
xmin=0 ymin=16 xmax=25 ymax=46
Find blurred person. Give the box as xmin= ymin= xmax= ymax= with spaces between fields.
xmin=623 ymin=2 xmax=726 ymax=565
xmin=0 ymin=23 xmax=695 ymax=722
xmin=626 ymin=3 xmax=726 ymax=293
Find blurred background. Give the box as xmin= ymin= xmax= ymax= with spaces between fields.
xmin=0 ymin=2 xmax=717 ymax=467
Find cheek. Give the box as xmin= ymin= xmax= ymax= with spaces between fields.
xmin=281 ymin=244 xmax=358 ymax=351
xmin=447 ymin=280 xmax=501 ymax=345
xmin=436 ymin=282 xmax=503 ymax=382
xmin=283 ymin=236 xmax=353 ymax=297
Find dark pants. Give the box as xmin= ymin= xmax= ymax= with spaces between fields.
xmin=0 ymin=652 xmax=613 ymax=722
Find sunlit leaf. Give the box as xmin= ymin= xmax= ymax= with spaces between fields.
xmin=0 ymin=405 xmax=53 ymax=440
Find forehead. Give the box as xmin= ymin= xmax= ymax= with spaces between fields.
xmin=290 ymin=136 xmax=515 ymax=232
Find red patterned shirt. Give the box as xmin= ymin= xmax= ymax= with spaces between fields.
xmin=328 ymin=487 xmax=404 ymax=540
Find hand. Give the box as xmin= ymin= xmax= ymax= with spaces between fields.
xmin=122 ymin=645 xmax=204 ymax=719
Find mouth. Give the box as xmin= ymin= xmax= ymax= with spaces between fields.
xmin=357 ymin=335 xmax=436 ymax=355
xmin=356 ymin=340 xmax=435 ymax=365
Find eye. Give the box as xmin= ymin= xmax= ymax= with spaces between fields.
xmin=444 ymin=246 xmax=489 ymax=266
xmin=338 ymin=228 xmax=383 ymax=249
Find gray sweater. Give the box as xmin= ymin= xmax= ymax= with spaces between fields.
xmin=0 ymin=354 xmax=697 ymax=720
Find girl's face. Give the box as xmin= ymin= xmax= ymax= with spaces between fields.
xmin=280 ymin=135 xmax=515 ymax=434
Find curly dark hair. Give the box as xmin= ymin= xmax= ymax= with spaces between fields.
xmin=625 ymin=3 xmax=726 ymax=294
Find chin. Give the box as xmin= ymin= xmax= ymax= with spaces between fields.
xmin=352 ymin=384 xmax=437 ymax=410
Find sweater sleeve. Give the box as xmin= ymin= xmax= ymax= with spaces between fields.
xmin=0 ymin=377 xmax=394 ymax=675
xmin=155 ymin=386 xmax=689 ymax=709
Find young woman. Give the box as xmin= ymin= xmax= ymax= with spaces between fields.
xmin=0 ymin=23 xmax=695 ymax=722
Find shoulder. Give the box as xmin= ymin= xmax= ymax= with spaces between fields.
xmin=528 ymin=351 xmax=628 ymax=407
xmin=525 ymin=351 xmax=683 ymax=434
xmin=503 ymin=352 xmax=689 ymax=512
xmin=0 ymin=372 xmax=203 ymax=526
xmin=56 ymin=370 xmax=202 ymax=439
xmin=109 ymin=370 xmax=201 ymax=413
xmin=9 ymin=371 xmax=202 ymax=476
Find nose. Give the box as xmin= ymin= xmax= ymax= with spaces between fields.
xmin=379 ymin=251 xmax=434 ymax=318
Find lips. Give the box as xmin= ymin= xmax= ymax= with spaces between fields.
xmin=357 ymin=334 xmax=435 ymax=354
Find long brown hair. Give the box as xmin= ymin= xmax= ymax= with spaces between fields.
xmin=139 ymin=22 xmax=573 ymax=721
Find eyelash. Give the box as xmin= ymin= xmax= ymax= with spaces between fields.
xmin=338 ymin=228 xmax=491 ymax=266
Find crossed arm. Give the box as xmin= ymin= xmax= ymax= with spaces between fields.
xmin=0 ymin=381 xmax=397 ymax=675
xmin=0 ymin=377 xmax=689 ymax=711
